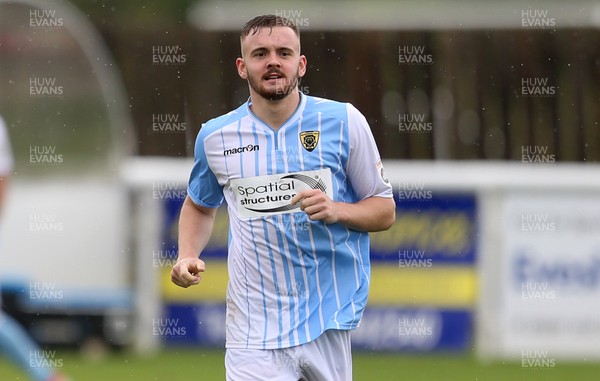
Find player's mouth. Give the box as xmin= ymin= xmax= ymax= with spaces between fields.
xmin=263 ymin=71 xmax=285 ymax=83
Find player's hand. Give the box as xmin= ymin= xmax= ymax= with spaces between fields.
xmin=171 ymin=257 xmax=205 ymax=288
xmin=291 ymin=189 xmax=339 ymax=224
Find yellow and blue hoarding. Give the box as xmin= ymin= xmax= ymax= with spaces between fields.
xmin=158 ymin=190 xmax=477 ymax=351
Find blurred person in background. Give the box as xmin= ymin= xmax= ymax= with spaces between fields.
xmin=0 ymin=115 xmax=69 ymax=381
xmin=171 ymin=15 xmax=395 ymax=380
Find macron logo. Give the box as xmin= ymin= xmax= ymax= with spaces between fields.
xmin=223 ymin=144 xmax=259 ymax=156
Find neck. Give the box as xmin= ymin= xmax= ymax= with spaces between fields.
xmin=249 ymin=91 xmax=301 ymax=130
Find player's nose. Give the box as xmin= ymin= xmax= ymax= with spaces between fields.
xmin=266 ymin=53 xmax=281 ymax=68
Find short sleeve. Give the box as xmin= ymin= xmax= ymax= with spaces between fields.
xmin=0 ymin=116 xmax=14 ymax=176
xmin=345 ymin=104 xmax=393 ymax=200
xmin=187 ymin=124 xmax=224 ymax=208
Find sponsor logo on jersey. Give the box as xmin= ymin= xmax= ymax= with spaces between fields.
xmin=299 ymin=131 xmax=319 ymax=152
xmin=223 ymin=144 xmax=259 ymax=156
xmin=231 ymin=168 xmax=333 ymax=218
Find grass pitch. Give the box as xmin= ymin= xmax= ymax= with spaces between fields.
xmin=1 ymin=348 xmax=598 ymax=380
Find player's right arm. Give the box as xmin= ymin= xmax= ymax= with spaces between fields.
xmin=171 ymin=196 xmax=217 ymax=288
xmin=173 ymin=120 xmax=224 ymax=287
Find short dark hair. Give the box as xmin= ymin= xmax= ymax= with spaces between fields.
xmin=240 ymin=14 xmax=300 ymax=41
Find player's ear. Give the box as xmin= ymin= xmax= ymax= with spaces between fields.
xmin=236 ymin=57 xmax=247 ymax=80
xmin=298 ymin=55 xmax=307 ymax=78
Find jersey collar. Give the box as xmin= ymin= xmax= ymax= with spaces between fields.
xmin=246 ymin=92 xmax=308 ymax=132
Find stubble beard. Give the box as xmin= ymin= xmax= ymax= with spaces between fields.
xmin=247 ymin=68 xmax=301 ymax=101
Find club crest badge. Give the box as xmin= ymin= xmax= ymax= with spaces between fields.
xmin=300 ymin=131 xmax=319 ymax=152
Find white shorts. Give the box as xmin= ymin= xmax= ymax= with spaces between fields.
xmin=225 ymin=329 xmax=352 ymax=381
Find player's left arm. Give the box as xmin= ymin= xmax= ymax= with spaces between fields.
xmin=291 ymin=190 xmax=395 ymax=231
xmin=291 ymin=103 xmax=396 ymax=232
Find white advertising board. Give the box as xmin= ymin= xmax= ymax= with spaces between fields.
xmin=481 ymin=191 xmax=600 ymax=360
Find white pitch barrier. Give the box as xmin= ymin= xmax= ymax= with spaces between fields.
xmin=121 ymin=158 xmax=600 ymax=358
xmin=383 ymin=161 xmax=600 ymax=361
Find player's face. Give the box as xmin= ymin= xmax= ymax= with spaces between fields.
xmin=237 ymin=26 xmax=307 ymax=101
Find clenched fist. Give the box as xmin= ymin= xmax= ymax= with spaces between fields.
xmin=171 ymin=257 xmax=206 ymax=288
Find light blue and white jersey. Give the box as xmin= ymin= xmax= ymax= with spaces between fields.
xmin=188 ymin=93 xmax=393 ymax=350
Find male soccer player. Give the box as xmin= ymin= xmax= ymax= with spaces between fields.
xmin=171 ymin=15 xmax=395 ymax=380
